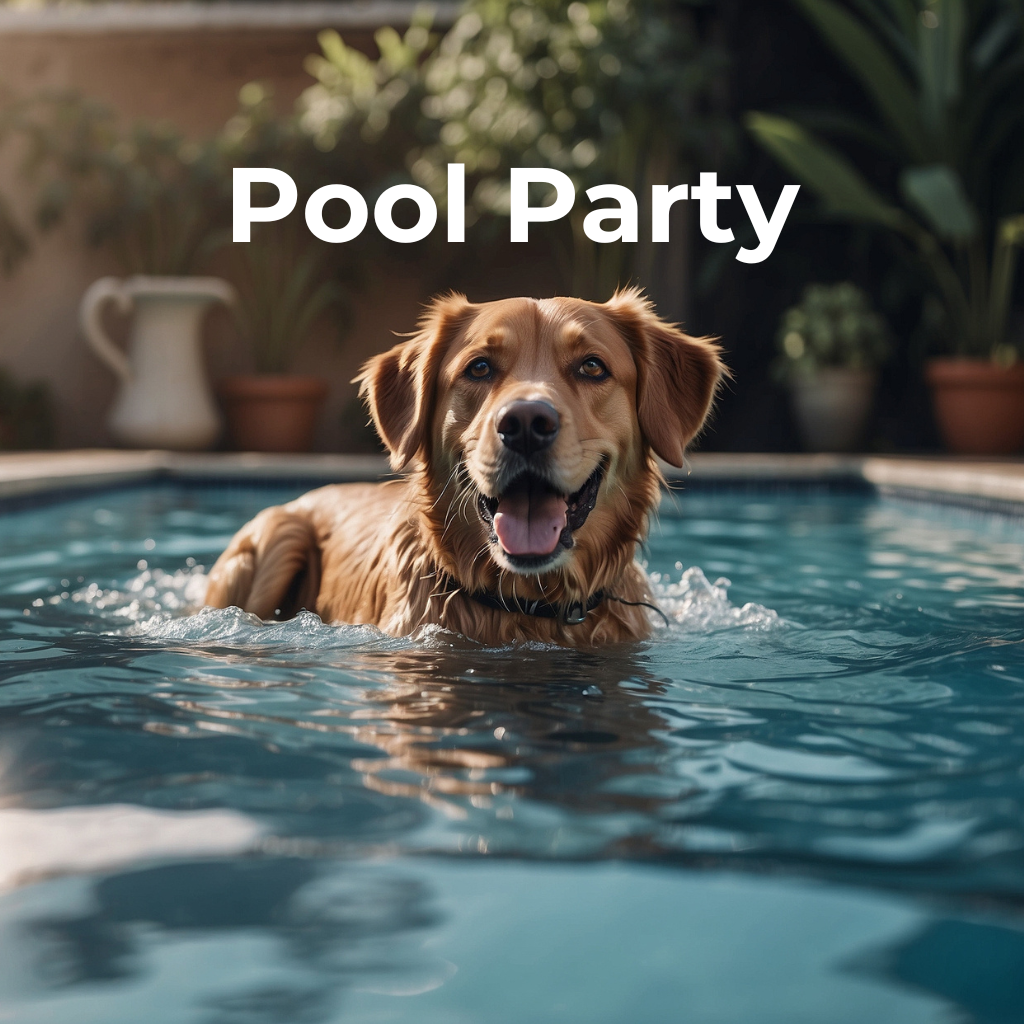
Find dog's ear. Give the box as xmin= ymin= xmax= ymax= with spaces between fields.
xmin=355 ymin=293 xmax=474 ymax=471
xmin=603 ymin=288 xmax=726 ymax=467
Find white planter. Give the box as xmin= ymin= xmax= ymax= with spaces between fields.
xmin=80 ymin=275 xmax=236 ymax=450
xmin=788 ymin=368 xmax=877 ymax=453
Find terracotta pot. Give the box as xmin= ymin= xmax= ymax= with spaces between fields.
xmin=925 ymin=359 xmax=1024 ymax=455
xmin=218 ymin=375 xmax=329 ymax=453
xmin=788 ymin=368 xmax=877 ymax=452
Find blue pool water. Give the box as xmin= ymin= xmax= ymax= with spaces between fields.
xmin=0 ymin=483 xmax=1022 ymax=1022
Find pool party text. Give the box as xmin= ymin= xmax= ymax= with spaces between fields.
xmin=233 ymin=167 xmax=800 ymax=265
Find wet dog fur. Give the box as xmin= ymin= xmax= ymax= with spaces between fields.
xmin=203 ymin=289 xmax=724 ymax=646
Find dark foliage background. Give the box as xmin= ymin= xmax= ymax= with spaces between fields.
xmin=690 ymin=0 xmax=943 ymax=452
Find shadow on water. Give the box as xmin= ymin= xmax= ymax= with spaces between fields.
xmin=850 ymin=917 xmax=1024 ymax=1024
xmin=18 ymin=857 xmax=448 ymax=1023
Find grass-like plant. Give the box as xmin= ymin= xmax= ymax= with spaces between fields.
xmin=748 ymin=0 xmax=1024 ymax=361
xmin=229 ymin=223 xmax=345 ymax=375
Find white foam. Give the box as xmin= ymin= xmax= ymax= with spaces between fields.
xmin=135 ymin=606 xmax=396 ymax=651
xmin=64 ymin=568 xmax=396 ymax=650
xmin=65 ymin=563 xmax=779 ymax=646
xmin=648 ymin=566 xmax=781 ymax=632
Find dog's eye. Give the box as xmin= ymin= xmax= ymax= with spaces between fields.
xmin=465 ymin=359 xmax=493 ymax=380
xmin=579 ymin=357 xmax=610 ymax=380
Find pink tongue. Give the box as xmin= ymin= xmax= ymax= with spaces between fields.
xmin=493 ymin=488 xmax=567 ymax=556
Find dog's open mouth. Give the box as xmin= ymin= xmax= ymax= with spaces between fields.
xmin=476 ymin=462 xmax=605 ymax=568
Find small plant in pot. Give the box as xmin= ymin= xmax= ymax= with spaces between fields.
xmin=776 ymin=282 xmax=890 ymax=453
xmin=924 ymin=213 xmax=1024 ymax=455
xmin=3 ymin=90 xmax=236 ymax=450
xmin=747 ymin=0 xmax=1024 ymax=455
xmin=219 ymin=225 xmax=344 ymax=453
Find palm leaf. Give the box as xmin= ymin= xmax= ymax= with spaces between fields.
xmin=746 ymin=112 xmax=909 ymax=229
xmin=790 ymin=0 xmax=932 ymax=161
xmin=846 ymin=0 xmax=917 ymax=64
xmin=970 ymin=6 xmax=1021 ymax=71
xmin=876 ymin=0 xmax=919 ymax=40
xmin=918 ymin=0 xmax=966 ymax=132
xmin=781 ymin=107 xmax=902 ymax=156
xmin=900 ymin=164 xmax=978 ymax=241
xmin=989 ymin=213 xmax=1024 ymax=347
xmin=959 ymin=48 xmax=1024 ymax=160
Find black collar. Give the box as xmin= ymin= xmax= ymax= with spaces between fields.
xmin=438 ymin=573 xmax=604 ymax=626
xmin=463 ymin=587 xmax=605 ymax=626
xmin=437 ymin=575 xmax=671 ymax=628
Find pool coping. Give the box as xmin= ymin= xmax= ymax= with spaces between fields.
xmin=0 ymin=450 xmax=1022 ymax=512
xmin=0 ymin=1 xmax=461 ymax=34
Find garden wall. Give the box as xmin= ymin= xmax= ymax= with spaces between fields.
xmin=0 ymin=3 xmax=450 ymax=450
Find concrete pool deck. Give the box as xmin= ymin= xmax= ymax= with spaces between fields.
xmin=0 ymin=450 xmax=1022 ymax=511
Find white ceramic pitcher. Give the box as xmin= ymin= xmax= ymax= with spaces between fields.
xmin=80 ymin=275 xmax=236 ymax=450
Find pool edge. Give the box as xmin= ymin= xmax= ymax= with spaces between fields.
xmin=0 ymin=450 xmax=1022 ymax=513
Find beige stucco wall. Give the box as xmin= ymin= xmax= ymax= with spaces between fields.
xmin=0 ymin=20 xmax=428 ymax=450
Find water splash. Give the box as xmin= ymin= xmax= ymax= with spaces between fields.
xmin=135 ymin=606 xmax=399 ymax=651
xmin=65 ymin=562 xmax=779 ymax=645
xmin=648 ymin=566 xmax=781 ymax=632
xmin=70 ymin=565 xmax=209 ymax=620
xmin=66 ymin=567 xmax=405 ymax=651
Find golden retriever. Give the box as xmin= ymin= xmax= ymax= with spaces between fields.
xmin=203 ymin=289 xmax=724 ymax=645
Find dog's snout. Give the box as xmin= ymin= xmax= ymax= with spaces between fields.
xmin=497 ymin=400 xmax=560 ymax=457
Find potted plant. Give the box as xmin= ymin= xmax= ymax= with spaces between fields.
xmin=776 ymin=282 xmax=890 ymax=452
xmin=925 ymin=214 xmax=1024 ymax=454
xmin=4 ymin=92 xmax=236 ymax=450
xmin=747 ymin=0 xmax=1024 ymax=454
xmin=218 ymin=223 xmax=342 ymax=452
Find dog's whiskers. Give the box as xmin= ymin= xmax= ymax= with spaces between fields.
xmin=438 ymin=472 xmax=475 ymax=539
xmin=428 ymin=465 xmax=462 ymax=513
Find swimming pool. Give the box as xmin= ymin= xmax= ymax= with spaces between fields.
xmin=0 ymin=481 xmax=1022 ymax=1022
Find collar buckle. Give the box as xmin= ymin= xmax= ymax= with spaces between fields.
xmin=562 ymin=600 xmax=587 ymax=626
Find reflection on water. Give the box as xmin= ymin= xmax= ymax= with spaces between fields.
xmin=24 ymin=859 xmax=447 ymax=1018
xmin=5 ymin=854 xmax=1024 ymax=1024
xmin=0 ymin=485 xmax=1023 ymax=1021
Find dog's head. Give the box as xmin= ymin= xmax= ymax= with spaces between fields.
xmin=357 ymin=289 xmax=724 ymax=597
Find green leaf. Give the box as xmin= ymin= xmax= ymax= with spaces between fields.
xmin=959 ymin=48 xmax=1024 ymax=161
xmin=846 ymin=0 xmax=917 ymax=64
xmin=746 ymin=112 xmax=907 ymax=229
xmin=988 ymin=212 xmax=1024 ymax=350
xmin=900 ymin=164 xmax=978 ymax=241
xmin=790 ymin=0 xmax=932 ymax=161
xmin=970 ymin=7 xmax=1021 ymax=71
xmin=318 ymin=29 xmax=349 ymax=68
xmin=878 ymin=0 xmax=920 ymax=41
xmin=781 ymin=107 xmax=901 ymax=156
xmin=918 ymin=0 xmax=966 ymax=131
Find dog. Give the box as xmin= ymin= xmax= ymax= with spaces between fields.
xmin=203 ymin=288 xmax=724 ymax=646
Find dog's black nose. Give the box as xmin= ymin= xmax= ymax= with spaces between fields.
xmin=497 ymin=400 xmax=560 ymax=457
